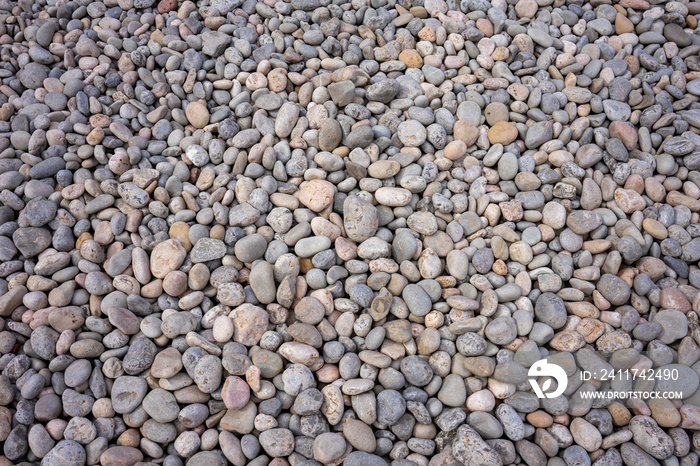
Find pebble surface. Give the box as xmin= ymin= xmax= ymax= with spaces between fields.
xmin=1 ymin=0 xmax=700 ymax=465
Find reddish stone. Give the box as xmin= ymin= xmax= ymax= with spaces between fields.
xmin=158 ymin=0 xmax=178 ymax=13
xmin=222 ymin=376 xmax=251 ymax=410
xmin=453 ymin=121 xmax=479 ymax=146
xmin=614 ymin=188 xmax=645 ymax=214
xmin=660 ymin=288 xmax=691 ymax=313
xmin=499 ymin=200 xmax=523 ymax=222
xmin=609 ymin=121 xmax=638 ymax=151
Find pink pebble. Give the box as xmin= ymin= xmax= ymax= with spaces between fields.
xmin=56 ymin=329 xmax=75 ymax=355
xmin=222 ymin=376 xmax=251 ymax=410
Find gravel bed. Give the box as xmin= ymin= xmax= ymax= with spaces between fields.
xmin=1 ymin=0 xmax=700 ymax=465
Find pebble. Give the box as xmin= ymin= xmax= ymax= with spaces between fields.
xmin=535 ymin=293 xmax=567 ymax=329
xmin=313 ymin=432 xmax=347 ymax=463
xmin=222 ymin=376 xmax=250 ymax=410
xmin=100 ymin=446 xmax=144 ymax=466
xmin=343 ymin=418 xmax=377 ymax=453
xmin=297 ymin=179 xmax=335 ymax=212
xmin=259 ymin=428 xmax=295 ymax=457
xmin=111 ymin=376 xmax=148 ymax=414
xmin=41 ymin=440 xmax=86 ymax=466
